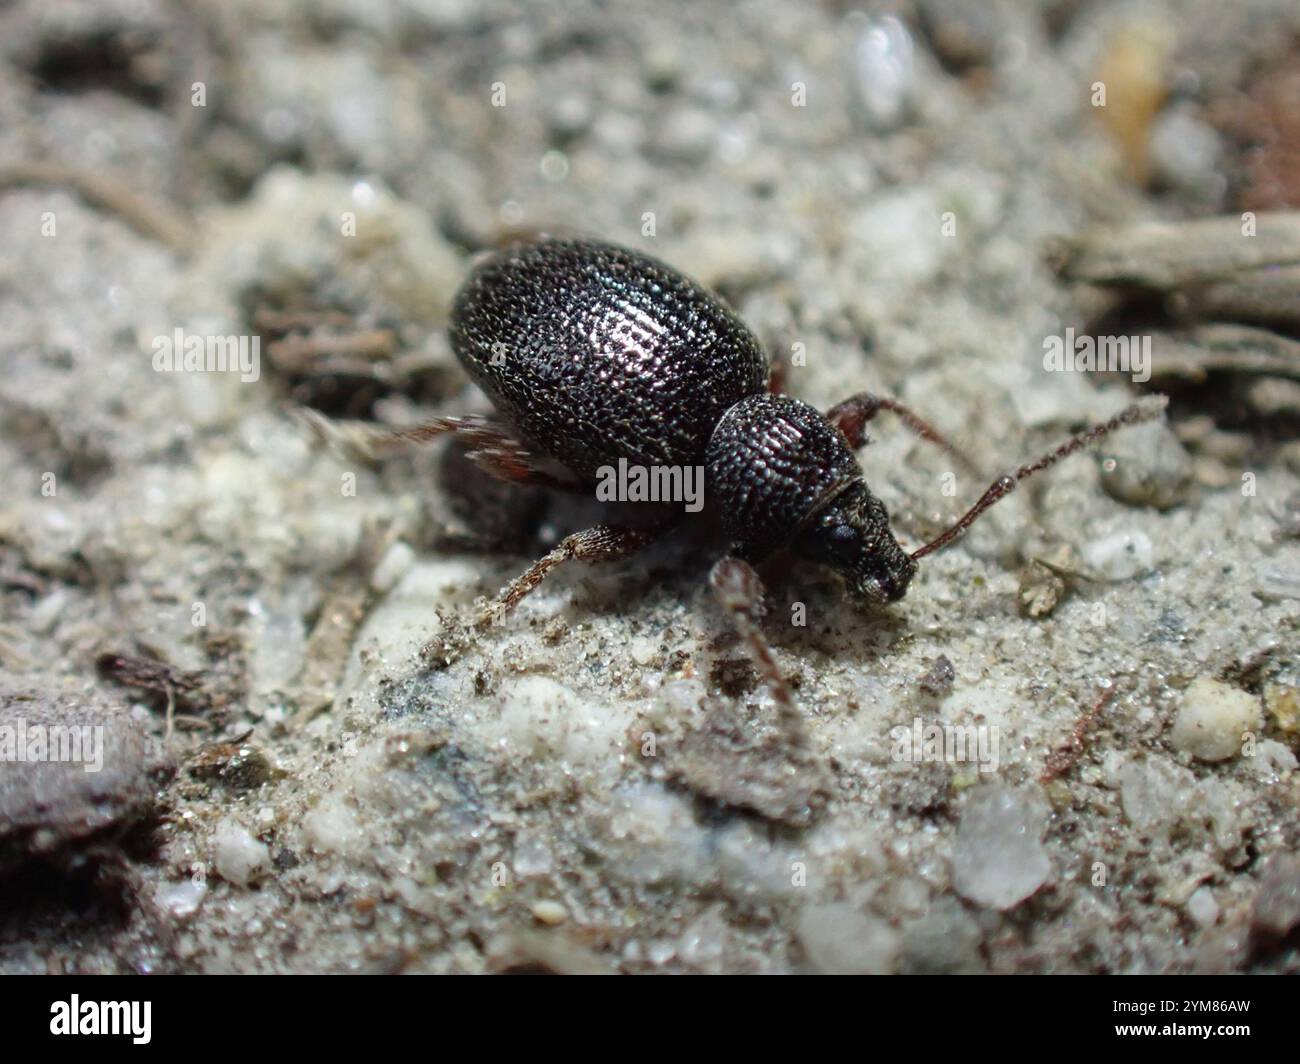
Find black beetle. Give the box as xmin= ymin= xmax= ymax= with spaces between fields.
xmin=317 ymin=236 xmax=1163 ymax=705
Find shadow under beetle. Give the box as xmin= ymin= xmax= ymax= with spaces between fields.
xmin=318 ymin=237 xmax=1164 ymax=709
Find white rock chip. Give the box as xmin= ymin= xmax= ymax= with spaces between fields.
xmin=1117 ymin=756 xmax=1193 ymax=838
xmin=1251 ymin=854 xmax=1300 ymax=937
xmin=850 ymin=14 xmax=916 ymax=131
xmin=155 ymin=879 xmax=208 ymax=919
xmin=212 ymin=820 xmax=270 ymax=886
xmin=1186 ymin=887 xmax=1220 ymax=928
xmin=951 ymin=784 xmax=1052 ymax=910
xmin=302 ymin=796 xmax=365 ymax=855
xmin=797 ymin=902 xmax=900 ymax=974
xmin=370 ymin=540 xmax=415 ymax=594
xmin=1082 ymin=530 xmax=1155 ymax=580
xmin=604 ymin=784 xmax=710 ymax=885
xmin=1171 ymin=677 xmax=1260 ymax=762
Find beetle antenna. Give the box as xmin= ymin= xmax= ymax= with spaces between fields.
xmin=910 ymin=395 xmax=1169 ymax=561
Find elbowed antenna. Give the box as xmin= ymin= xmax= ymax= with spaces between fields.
xmin=910 ymin=395 xmax=1170 ymax=561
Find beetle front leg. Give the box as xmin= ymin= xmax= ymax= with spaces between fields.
xmin=708 ymin=557 xmax=804 ymax=740
xmin=480 ymin=523 xmax=667 ymax=624
xmin=422 ymin=522 xmax=670 ymax=669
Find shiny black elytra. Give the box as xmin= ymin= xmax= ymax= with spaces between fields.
xmin=330 ymin=237 xmax=1162 ymax=710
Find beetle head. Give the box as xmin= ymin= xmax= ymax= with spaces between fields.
xmin=790 ymin=481 xmax=917 ymax=604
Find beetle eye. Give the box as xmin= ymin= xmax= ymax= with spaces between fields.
xmin=825 ymin=523 xmax=858 ymax=562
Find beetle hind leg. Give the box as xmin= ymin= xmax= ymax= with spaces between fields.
xmin=299 ymin=409 xmax=583 ymax=492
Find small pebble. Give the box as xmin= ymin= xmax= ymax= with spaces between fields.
xmin=1264 ymin=683 xmax=1300 ymax=744
xmin=531 ymin=899 xmax=568 ymax=925
xmin=850 ymin=14 xmax=916 ymax=131
xmin=1149 ymin=103 xmax=1223 ymax=194
xmin=1255 ymin=561 xmax=1300 ymax=602
xmin=1186 ymin=886 xmax=1220 ymax=928
xmin=679 ymin=907 xmax=728 ymax=968
xmin=546 ymin=92 xmax=593 ymax=140
xmin=646 ymin=940 xmax=677 ymax=966
xmin=951 ymin=784 xmax=1052 ymax=910
xmin=1082 ymin=529 xmax=1154 ymax=580
xmin=914 ymin=0 xmax=1006 ymax=69
xmin=642 ymin=44 xmax=683 ymax=91
xmin=1018 ymin=543 xmax=1081 ymax=619
xmin=1117 ymin=756 xmax=1191 ymax=837
xmin=797 ymin=902 xmax=900 ymax=974
xmin=302 ymin=797 xmax=364 ymax=854
xmin=629 ymin=636 xmax=658 ymax=667
xmin=1099 ymin=420 xmax=1192 ymax=511
xmin=1253 ymin=739 xmax=1297 ymax=775
xmin=1251 ymin=853 xmax=1300 ymax=938
xmin=918 ymin=654 xmax=956 ymax=698
xmin=900 ymin=898 xmax=984 ymax=974
xmin=212 ymin=820 xmax=270 ymax=886
xmin=513 ymin=836 xmax=555 ymax=878
xmin=1018 ymin=561 xmax=1066 ymax=618
xmin=657 ymin=678 xmax=706 ymax=715
xmin=652 ymin=107 xmax=716 ymax=163
xmin=155 ymin=879 xmax=207 ymax=919
xmin=1170 ymin=676 xmax=1261 ymax=762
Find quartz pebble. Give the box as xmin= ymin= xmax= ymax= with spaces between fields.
xmin=797 ymin=902 xmax=900 ymax=974
xmin=1251 ymin=853 xmax=1300 ymax=938
xmin=212 ymin=820 xmax=270 ymax=886
xmin=900 ymin=898 xmax=984 ymax=973
xmin=1255 ymin=561 xmax=1300 ymax=602
xmin=1149 ymin=104 xmax=1223 ymax=194
xmin=951 ymin=784 xmax=1052 ymax=909
xmin=1083 ymin=530 xmax=1155 ymax=580
xmin=1118 ymin=756 xmax=1192 ymax=837
xmin=156 ymin=879 xmax=208 ymax=919
xmin=850 ymin=15 xmax=916 ymax=131
xmin=370 ymin=541 xmax=414 ymax=593
xmin=1186 ymin=886 xmax=1220 ymax=928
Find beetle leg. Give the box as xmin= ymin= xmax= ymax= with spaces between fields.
xmin=478 ymin=523 xmax=669 ymax=626
xmin=825 ymin=393 xmax=979 ymax=476
xmin=708 ymin=557 xmax=804 ymax=740
xmin=421 ymin=522 xmax=671 ymax=669
xmin=299 ymin=409 xmax=584 ymax=492
xmin=767 ymin=354 xmax=788 ymax=395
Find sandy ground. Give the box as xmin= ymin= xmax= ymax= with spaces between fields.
xmin=1 ymin=0 xmax=1299 ymax=973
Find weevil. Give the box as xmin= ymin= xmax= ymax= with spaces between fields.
xmin=316 ymin=236 xmax=1164 ymax=707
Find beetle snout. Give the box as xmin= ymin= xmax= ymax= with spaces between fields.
xmin=852 ymin=547 xmax=917 ymax=605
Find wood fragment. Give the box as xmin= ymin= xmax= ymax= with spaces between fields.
xmin=1169 ymin=267 xmax=1300 ymax=328
xmin=0 ymin=161 xmax=194 ymax=254
xmin=267 ymin=329 xmax=399 ymax=373
xmin=1150 ymin=325 xmax=1300 ymax=384
xmin=1050 ymin=212 xmax=1300 ymax=289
